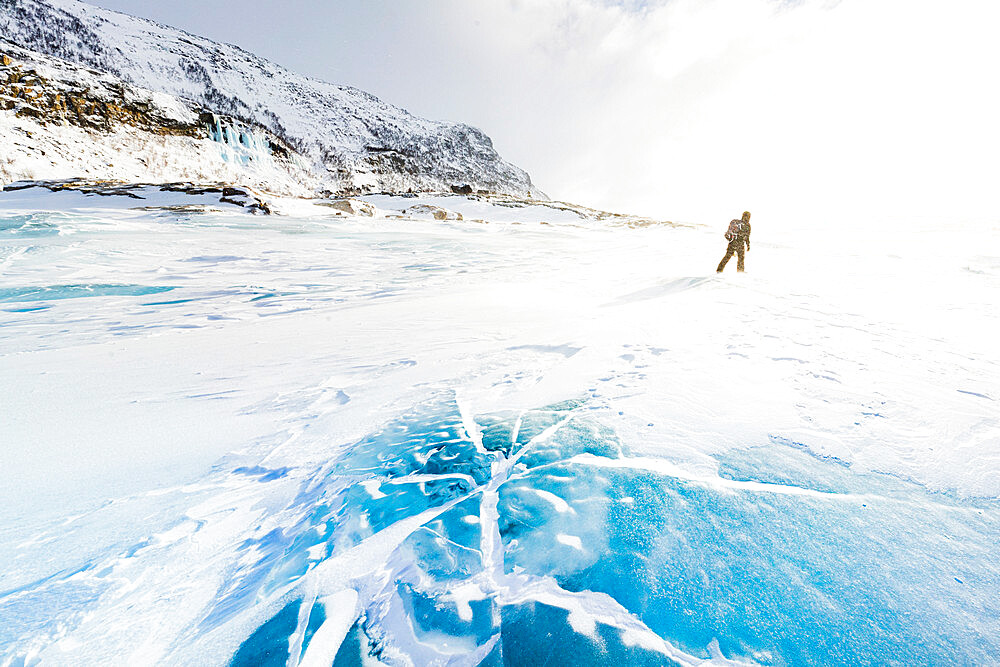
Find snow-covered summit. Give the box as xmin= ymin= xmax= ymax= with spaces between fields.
xmin=0 ymin=0 xmax=542 ymax=197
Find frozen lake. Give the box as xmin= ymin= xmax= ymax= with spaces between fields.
xmin=1 ymin=192 xmax=998 ymax=665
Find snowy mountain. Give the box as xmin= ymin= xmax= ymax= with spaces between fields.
xmin=1 ymin=39 xmax=323 ymax=195
xmin=0 ymin=0 xmax=541 ymax=197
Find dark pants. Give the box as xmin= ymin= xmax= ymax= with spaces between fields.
xmin=717 ymin=241 xmax=745 ymax=272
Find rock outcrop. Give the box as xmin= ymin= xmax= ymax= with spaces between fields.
xmin=1 ymin=45 xmax=199 ymax=135
xmin=321 ymin=199 xmax=376 ymax=217
xmin=0 ymin=41 xmax=320 ymax=194
xmin=2 ymin=179 xmax=275 ymax=213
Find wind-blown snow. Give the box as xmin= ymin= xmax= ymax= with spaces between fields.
xmin=1 ymin=191 xmax=998 ymax=665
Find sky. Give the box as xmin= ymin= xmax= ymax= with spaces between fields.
xmin=89 ymin=0 xmax=1000 ymax=227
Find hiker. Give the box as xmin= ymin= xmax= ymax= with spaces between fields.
xmin=717 ymin=211 xmax=751 ymax=273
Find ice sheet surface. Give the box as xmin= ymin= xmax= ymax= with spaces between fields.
xmin=1 ymin=196 xmax=998 ymax=665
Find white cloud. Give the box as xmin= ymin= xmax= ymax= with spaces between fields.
xmin=444 ymin=0 xmax=1000 ymax=229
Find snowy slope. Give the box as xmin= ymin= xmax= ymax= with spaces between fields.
xmin=0 ymin=0 xmax=541 ymax=197
xmin=1 ymin=189 xmax=998 ymax=665
xmin=0 ymin=39 xmax=323 ymax=194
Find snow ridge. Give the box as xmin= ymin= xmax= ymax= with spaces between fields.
xmin=0 ymin=0 xmax=541 ymax=197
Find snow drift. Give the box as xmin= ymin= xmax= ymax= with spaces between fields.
xmin=1 ymin=189 xmax=998 ymax=665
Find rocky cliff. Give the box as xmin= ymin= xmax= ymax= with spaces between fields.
xmin=0 ymin=0 xmax=542 ymax=198
xmin=0 ymin=39 xmax=321 ymax=194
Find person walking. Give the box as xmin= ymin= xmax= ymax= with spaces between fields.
xmin=717 ymin=211 xmax=751 ymax=273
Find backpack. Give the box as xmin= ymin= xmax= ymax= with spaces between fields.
xmin=725 ymin=219 xmax=741 ymax=242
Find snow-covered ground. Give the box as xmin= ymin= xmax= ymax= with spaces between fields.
xmin=1 ymin=191 xmax=998 ymax=665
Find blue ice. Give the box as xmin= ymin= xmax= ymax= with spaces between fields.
xmin=0 ymin=284 xmax=176 ymax=302
xmin=226 ymin=396 xmax=1000 ymax=665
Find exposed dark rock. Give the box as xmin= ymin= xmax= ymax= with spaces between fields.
xmin=2 ymin=180 xmax=39 ymax=191
xmin=6 ymin=179 xmax=273 ymax=214
xmin=267 ymin=139 xmax=289 ymax=159
xmin=159 ymin=183 xmax=224 ymax=195
xmin=0 ymin=45 xmax=201 ymax=135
